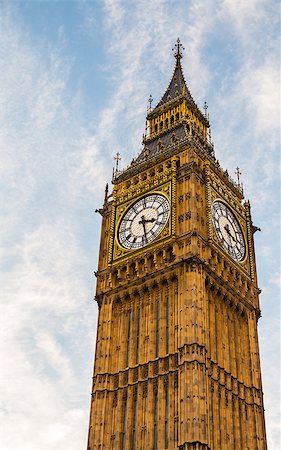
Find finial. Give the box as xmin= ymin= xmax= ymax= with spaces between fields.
xmin=173 ymin=38 xmax=184 ymax=60
xmin=235 ymin=167 xmax=242 ymax=186
xmin=112 ymin=152 xmax=121 ymax=179
xmin=235 ymin=167 xmax=243 ymax=193
xmin=104 ymin=183 xmax=108 ymax=203
xmin=148 ymin=94 xmax=153 ymax=112
xmin=203 ymin=101 xmax=208 ymax=117
xmin=114 ymin=152 xmax=121 ymax=172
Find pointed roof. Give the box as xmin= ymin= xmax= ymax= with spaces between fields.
xmin=155 ymin=39 xmax=189 ymax=107
xmin=148 ymin=39 xmax=208 ymax=125
xmin=155 ymin=57 xmax=188 ymax=107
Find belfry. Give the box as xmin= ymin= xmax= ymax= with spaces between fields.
xmin=87 ymin=40 xmax=267 ymax=450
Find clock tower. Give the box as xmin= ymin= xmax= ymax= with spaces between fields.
xmin=87 ymin=40 xmax=267 ymax=450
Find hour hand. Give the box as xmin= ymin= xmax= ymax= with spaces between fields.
xmin=139 ymin=215 xmax=147 ymax=236
xmin=224 ymin=224 xmax=236 ymax=243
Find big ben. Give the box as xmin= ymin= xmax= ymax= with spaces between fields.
xmin=87 ymin=39 xmax=267 ymax=450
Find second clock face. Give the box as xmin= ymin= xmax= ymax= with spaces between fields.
xmin=118 ymin=193 xmax=170 ymax=250
xmin=212 ymin=201 xmax=246 ymax=262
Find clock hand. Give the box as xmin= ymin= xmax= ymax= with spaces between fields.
xmin=138 ymin=215 xmax=157 ymax=240
xmin=144 ymin=218 xmax=156 ymax=224
xmin=224 ymin=224 xmax=236 ymax=243
xmin=139 ymin=216 xmax=156 ymax=226
xmin=139 ymin=215 xmax=147 ymax=237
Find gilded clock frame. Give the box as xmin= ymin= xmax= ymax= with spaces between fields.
xmin=109 ymin=180 xmax=175 ymax=264
xmin=117 ymin=193 xmax=170 ymax=250
xmin=205 ymin=163 xmax=251 ymax=273
xmin=211 ymin=197 xmax=248 ymax=264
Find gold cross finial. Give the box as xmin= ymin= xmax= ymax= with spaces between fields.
xmin=203 ymin=101 xmax=208 ymax=117
xmin=235 ymin=167 xmax=242 ymax=185
xmin=114 ymin=152 xmax=121 ymax=173
xmin=173 ymin=38 xmax=184 ymax=60
xmin=148 ymin=94 xmax=153 ymax=111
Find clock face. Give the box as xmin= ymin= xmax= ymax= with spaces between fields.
xmin=118 ymin=193 xmax=170 ymax=250
xmin=212 ymin=201 xmax=246 ymax=262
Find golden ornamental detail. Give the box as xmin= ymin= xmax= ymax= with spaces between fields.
xmin=244 ymin=201 xmax=256 ymax=282
xmin=204 ymin=162 xmax=213 ymax=243
xmin=115 ymin=163 xmax=173 ymax=205
xmin=110 ymin=182 xmax=174 ymax=264
xmin=107 ymin=202 xmax=116 ymax=265
xmin=209 ymin=170 xmax=245 ymax=218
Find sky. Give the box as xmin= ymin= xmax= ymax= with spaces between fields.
xmin=0 ymin=0 xmax=280 ymax=449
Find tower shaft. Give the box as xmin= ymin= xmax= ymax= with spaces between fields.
xmin=87 ymin=41 xmax=267 ymax=450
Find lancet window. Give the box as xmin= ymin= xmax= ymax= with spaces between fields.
xmin=132 ymin=393 xmax=137 ymax=449
xmin=155 ymin=301 xmax=159 ymax=358
xmin=121 ymin=395 xmax=127 ymax=450
xmin=165 ymin=296 xmax=169 ymax=354
xmin=153 ymin=392 xmax=158 ymax=450
xmin=136 ymin=307 xmax=140 ymax=364
xmin=165 ymin=381 xmax=169 ymax=448
xmin=125 ymin=311 xmax=131 ymax=368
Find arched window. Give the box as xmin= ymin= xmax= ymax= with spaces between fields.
xmin=170 ymin=115 xmax=174 ymax=125
xmin=121 ymin=395 xmax=127 ymax=450
xmin=125 ymin=311 xmax=131 ymax=367
xmin=135 ymin=307 xmax=140 ymax=364
xmin=153 ymin=390 xmax=158 ymax=449
xmin=160 ymin=121 xmax=163 ymax=130
xmin=165 ymin=382 xmax=169 ymax=448
xmin=155 ymin=302 xmax=159 ymax=357
xmin=165 ymin=118 xmax=169 ymax=128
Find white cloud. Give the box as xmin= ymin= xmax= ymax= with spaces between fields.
xmin=103 ymin=0 xmax=125 ymax=29
xmin=0 ymin=219 xmax=94 ymax=449
xmin=0 ymin=6 xmax=97 ymax=450
xmin=222 ymin=0 xmax=274 ymax=36
xmin=242 ymin=63 xmax=280 ymax=138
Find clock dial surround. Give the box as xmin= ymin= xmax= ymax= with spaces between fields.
xmin=118 ymin=193 xmax=170 ymax=250
xmin=212 ymin=200 xmax=246 ymax=262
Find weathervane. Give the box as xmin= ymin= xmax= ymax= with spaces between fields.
xmin=173 ymin=38 xmax=184 ymax=60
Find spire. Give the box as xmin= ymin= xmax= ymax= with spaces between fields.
xmin=154 ymin=38 xmax=188 ymax=108
xmin=152 ymin=38 xmax=204 ymax=119
xmin=125 ymin=40 xmax=211 ymax=172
